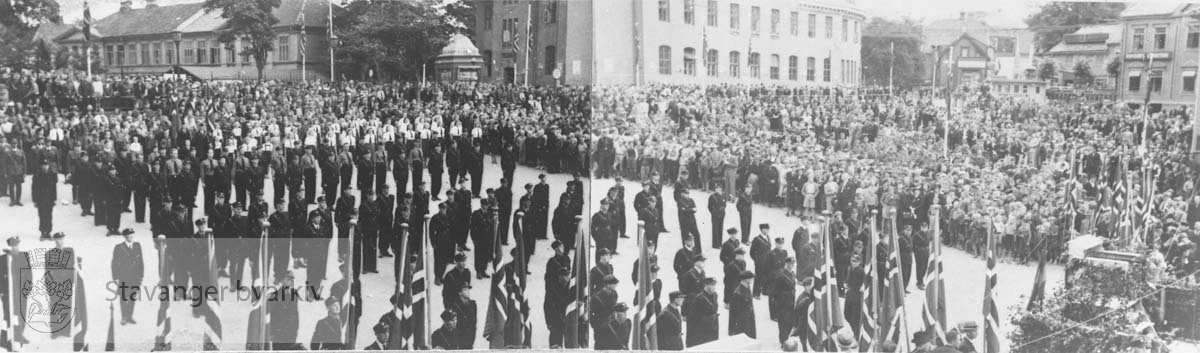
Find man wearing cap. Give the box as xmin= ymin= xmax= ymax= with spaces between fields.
xmin=496 ymin=178 xmax=513 ymax=245
xmin=268 ymin=271 xmax=301 ymax=350
xmin=789 ymin=277 xmax=816 ymax=350
xmin=709 ymin=184 xmax=727 ymax=249
xmin=595 ymin=302 xmax=632 ymax=350
xmin=430 ymin=202 xmax=453 ymax=286
xmin=590 ymin=248 xmax=614 ymax=293
xmin=545 ymin=266 xmax=571 ymax=348
xmin=32 ymin=159 xmax=56 ymax=238
xmin=750 ymin=223 xmax=772 ymax=297
xmin=431 ymin=310 xmax=457 ymax=350
xmin=359 ymin=191 xmax=380 ymax=274
xmin=724 ymin=248 xmax=748 ymax=303
xmin=335 ymin=187 xmax=356 ymax=263
xmin=911 ymin=330 xmax=935 ymax=353
xmin=730 ymin=270 xmax=756 ymax=338
xmin=112 ymin=228 xmax=144 ymax=325
xmin=719 ymin=228 xmax=740 ymax=265
xmin=680 ymin=254 xmax=706 ymax=295
xmin=684 ymin=277 xmax=719 ymax=347
xmin=378 ymin=184 xmax=396 ymax=258
xmin=443 ymin=253 xmax=471 ymax=304
xmin=471 ymin=198 xmax=496 ymax=278
xmin=589 ymin=274 xmax=620 ymax=342
xmin=737 ymin=187 xmax=753 ymax=243
xmin=958 ymin=321 xmax=978 ymax=353
xmin=228 ymin=205 xmax=255 ymax=291
xmin=453 ymin=179 xmax=473 ymax=251
xmin=447 ymin=283 xmax=477 ymax=349
xmin=103 ymin=166 xmax=126 ymax=235
xmin=532 ymin=174 xmax=550 ymax=239
xmin=364 ymin=322 xmax=390 ymax=350
xmin=5 ymin=142 xmax=24 ymax=206
xmin=793 ymin=227 xmax=818 ymax=283
xmin=2 ymin=237 xmax=30 ymax=345
xmin=658 ymin=291 xmax=686 ymax=350
xmin=268 ymin=200 xmax=292 ymax=278
xmin=631 ymin=241 xmax=658 ymax=285
xmin=677 ymin=187 xmax=702 ymax=249
xmin=674 ymin=236 xmax=699 ymax=279
xmin=427 ymin=145 xmax=444 ymax=199
xmin=310 ymin=297 xmax=344 ymax=350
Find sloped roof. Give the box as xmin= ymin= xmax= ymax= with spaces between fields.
xmin=1045 ymin=24 xmax=1121 ymax=56
xmin=32 ymin=22 xmax=72 ymax=43
xmin=92 ymin=2 xmax=206 ymax=37
xmin=275 ymin=0 xmax=334 ymax=28
xmin=1120 ymin=3 xmax=1189 ymax=18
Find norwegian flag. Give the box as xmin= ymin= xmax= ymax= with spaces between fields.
xmin=202 ymin=233 xmax=221 ymax=351
xmin=633 ymin=220 xmax=657 ymax=350
xmin=859 ymin=212 xmax=879 ymax=351
xmin=922 ymin=208 xmax=947 ymax=346
xmin=565 ymin=213 xmax=588 ymax=348
xmin=153 ymin=238 xmax=173 ymax=351
xmin=983 ymin=217 xmax=1001 ymax=353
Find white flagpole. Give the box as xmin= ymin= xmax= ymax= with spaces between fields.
xmin=523 ymin=3 xmax=532 ymax=86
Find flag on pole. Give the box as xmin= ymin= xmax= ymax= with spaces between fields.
xmin=633 ymin=221 xmax=657 ymax=350
xmin=153 ymin=238 xmax=172 ymax=351
xmin=882 ymin=214 xmax=907 ymax=350
xmin=73 ymin=257 xmax=90 ymax=352
xmin=104 ymin=303 xmax=115 ymax=351
xmin=82 ymin=1 xmax=95 ymax=42
xmin=564 ymin=213 xmax=588 ymax=348
xmin=859 ymin=212 xmax=879 ymax=352
xmin=393 ymin=224 xmax=412 ymax=349
xmin=1026 ymin=242 xmax=1047 ymax=312
xmin=407 ymin=218 xmax=426 ymax=349
xmin=983 ymin=218 xmax=1001 ymax=353
xmin=807 ymin=222 xmax=831 ymax=349
xmin=823 ymin=214 xmax=846 ymax=329
xmin=203 ymin=233 xmax=221 ymax=351
xmin=922 ymin=208 xmax=947 ymax=344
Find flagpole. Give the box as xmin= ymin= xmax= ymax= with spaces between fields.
xmin=395 ymin=223 xmax=409 ymax=347
xmin=327 ymin=0 xmax=334 ymax=81
xmin=423 ymin=214 xmax=433 ymax=347
xmin=523 ymin=3 xmax=532 ymax=86
xmin=633 ymin=220 xmax=646 ymax=350
xmin=259 ymin=219 xmax=270 ymax=348
xmin=4 ymin=247 xmax=13 ymax=351
xmin=888 ymin=41 xmax=894 ymax=94
xmin=869 ymin=210 xmax=881 ymax=350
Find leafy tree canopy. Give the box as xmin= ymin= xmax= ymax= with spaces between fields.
xmin=204 ymin=0 xmax=282 ymax=80
xmin=333 ymin=0 xmax=459 ymax=81
xmin=1025 ymin=2 xmax=1126 ymax=52
xmin=861 ymin=17 xmax=925 ymax=89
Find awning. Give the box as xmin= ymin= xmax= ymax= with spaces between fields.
xmin=1184 ymin=70 xmax=1197 ymax=77
xmin=1127 ymin=70 xmax=1142 ymax=77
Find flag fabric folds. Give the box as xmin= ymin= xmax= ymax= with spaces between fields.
xmin=858 ymin=212 xmax=878 ymax=352
xmin=984 ymin=218 xmax=1001 ymax=353
xmin=203 ymin=233 xmax=221 ymax=351
xmin=565 ymin=213 xmax=588 ymax=348
xmin=922 ymin=208 xmax=947 ymax=345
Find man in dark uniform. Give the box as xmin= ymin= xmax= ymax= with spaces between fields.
xmin=589 ymin=248 xmax=614 ymax=293
xmin=527 ymin=175 xmax=548 ymax=240
xmin=2 ymin=237 xmax=31 ymax=345
xmin=673 ymin=236 xmax=699 ymax=279
xmin=708 ymin=185 xmax=727 ymax=249
xmin=793 ymin=227 xmax=819 ymax=283
xmin=268 ymin=271 xmax=301 ymax=350
xmin=75 ymin=154 xmax=95 ymax=216
xmin=268 ymin=200 xmax=291 ymax=278
xmin=335 ymin=187 xmax=356 ymax=263
xmin=591 ymin=201 xmax=613 ymax=253
xmin=589 ymin=274 xmax=619 ymax=346
xmin=684 ymin=278 xmax=719 ymax=347
xmin=32 ymin=160 xmax=56 ymax=238
xmin=446 ymin=141 xmax=461 ymax=191
xmin=442 ymin=253 xmax=471 ymax=306
xmin=729 ymin=271 xmax=756 ymax=338
xmin=724 ymin=248 xmax=748 ymax=303
xmin=899 ymin=224 xmax=914 ymax=291
xmin=377 ymin=184 xmax=396 ymax=258
xmin=768 ymin=257 xmax=797 ymax=345
xmin=545 ymin=266 xmax=571 ymax=348
xmin=391 ymin=150 xmax=408 ymax=201
xmin=321 ymin=153 xmax=340 ymax=208
xmin=676 ymin=188 xmax=701 ymax=249
xmin=737 ymin=189 xmax=753 ymax=243
xmin=310 ymin=297 xmax=344 ymax=350
xmin=658 ymin=291 xmax=686 ymax=351
xmin=750 ymin=224 xmax=772 ymax=296
xmin=364 ymin=322 xmax=390 ymax=350
xmin=111 ymin=228 xmax=144 ymax=325
xmin=595 ymin=302 xmax=632 ymax=350
xmin=356 ymin=151 xmax=375 ymax=195
xmin=411 ymin=182 xmax=430 ymax=247
xmin=719 ymin=228 xmax=741 ymax=265
xmin=913 ymin=223 xmax=931 ymax=290
xmin=453 ymin=179 xmax=473 ymax=251
xmin=358 ymin=192 xmax=379 ymax=273
xmin=104 ymin=166 xmax=126 ymax=235
xmin=430 ymin=201 xmax=455 ymax=285
xmin=446 ymin=284 xmax=478 ymax=349
xmin=466 ymin=144 xmax=484 ymax=196
xmin=790 ymin=278 xmax=816 ymax=351
xmin=679 ymin=254 xmax=706 ymax=295
xmin=301 ymin=147 xmax=318 ymax=205
xmin=470 ymin=200 xmax=495 ymax=278
xmin=545 ymin=240 xmax=571 ymax=283
xmin=131 ymin=154 xmax=150 ymax=222
xmin=496 ymin=179 xmax=513 ymax=245
xmin=430 ymin=311 xmax=457 ymax=350
xmin=428 ymin=145 xmax=444 ymax=199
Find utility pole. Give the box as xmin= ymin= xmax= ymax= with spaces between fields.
xmin=523 ymin=3 xmax=532 ymax=86
xmin=328 ymin=0 xmax=335 ymax=81
xmin=1190 ymin=10 xmax=1200 ymax=164
xmin=889 ymin=41 xmax=895 ymax=94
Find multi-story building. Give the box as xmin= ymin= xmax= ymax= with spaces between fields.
xmin=1041 ymin=24 xmax=1122 ymax=88
xmin=923 ymin=12 xmax=1036 ymax=87
xmin=1116 ymin=3 xmax=1200 ymax=109
xmin=54 ymin=0 xmax=332 ymax=80
xmin=468 ymin=0 xmax=864 ymax=87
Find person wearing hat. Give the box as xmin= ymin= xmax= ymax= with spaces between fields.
xmin=31 ymin=159 xmax=55 ymax=238
xmin=768 ymin=256 xmax=798 ymax=345
xmin=680 ymin=253 xmax=707 ymax=295
xmin=958 ymin=321 xmax=979 ymax=353
xmin=790 ymin=277 xmax=817 ymax=350
xmin=431 ymin=310 xmax=458 ymax=350
xmin=377 ymin=183 xmax=396 ymax=258
xmin=430 ymin=202 xmax=453 ymax=286
xmin=684 ymin=277 xmax=719 ymax=347
xmin=495 ymin=178 xmax=513 ymax=245
xmin=359 ymin=190 xmax=380 ymax=274
xmin=673 ymin=235 xmax=699 ymax=279
xmin=103 ymin=165 xmax=126 ymax=235
xmin=590 ymin=247 xmax=614 ymax=293
xmin=470 ymin=197 xmax=496 ymax=278
xmin=589 ymin=274 xmax=620 ymax=340
xmin=911 ymin=330 xmax=935 ymax=352
xmin=750 ymin=223 xmax=772 ymax=297
xmin=310 ymin=296 xmax=345 ymax=350
xmin=364 ymin=322 xmax=390 ymax=350
xmin=267 ymin=199 xmax=292 ymax=278
xmin=426 ymin=144 xmax=444 ymax=199
xmin=730 ymin=270 xmax=757 ymax=338
xmin=832 ymin=325 xmax=858 ymax=352
xmin=111 ymin=228 xmax=144 ymax=325
xmin=737 ymin=186 xmax=753 ymax=243
xmin=637 ymin=193 xmax=662 ymax=246
xmin=934 ymin=329 xmax=964 ymax=353
xmin=532 ymin=174 xmax=550 ymax=240
xmin=447 ymin=282 xmax=478 ymax=349
xmin=334 ymin=186 xmax=356 ymax=263
xmin=766 ymin=236 xmax=789 ymax=284
xmin=658 ymin=291 xmax=687 ymax=350
xmin=6 ymin=140 xmax=25 ymax=207
xmin=724 ymin=247 xmax=748 ymax=303
xmin=595 ymin=302 xmax=632 ymax=350
xmin=591 ymin=200 xmax=614 ymax=254
xmin=443 ymin=253 xmax=471 ymax=305
xmin=45 ymin=232 xmax=75 ymax=338
xmin=709 ymin=184 xmax=728 ymax=249
xmin=676 ymin=186 xmax=702 ymax=249
xmin=545 ymin=240 xmax=571 ymax=283
xmin=719 ymin=227 xmax=741 ymax=265
xmin=545 ymin=266 xmax=571 ymax=348
xmin=268 ymin=271 xmax=301 ymax=350
xmin=2 ymin=236 xmax=30 ymax=345
xmin=793 ymin=226 xmax=819 ymax=283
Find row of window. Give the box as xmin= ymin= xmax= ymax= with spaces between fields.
xmin=658 ymin=0 xmax=858 ymax=44
xmin=478 ymin=45 xmax=559 ymax=78
xmin=1127 ymin=71 xmax=1197 ymax=93
xmin=479 ymin=1 xmax=558 ymax=31
xmin=1131 ymin=23 xmax=1200 ymax=51
xmin=657 ymin=45 xmax=853 ymax=82
xmin=99 ymin=35 xmax=296 ymax=67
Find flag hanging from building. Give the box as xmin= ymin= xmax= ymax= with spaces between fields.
xmin=983 ymin=218 xmax=1001 ymax=353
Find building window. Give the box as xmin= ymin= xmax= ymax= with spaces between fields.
xmin=105 ymin=45 xmax=113 ymax=66
xmin=544 ymin=1 xmax=557 ymax=24
xmin=707 ymin=0 xmax=718 ymax=26
xmin=483 ymin=5 xmax=493 ymax=29
xmin=153 ymin=43 xmax=161 ymax=65
xmin=483 ymin=50 xmax=493 ymax=77
xmin=1128 ymin=75 xmax=1141 ymax=91
xmin=808 ymin=14 xmax=816 ymax=38
xmin=1189 ymin=25 xmax=1200 ymax=48
xmin=165 ymin=42 xmax=174 ymax=65
xmin=140 ymin=44 xmax=149 ymax=65
xmin=825 ymin=16 xmax=833 ymax=39
xmin=276 ymin=35 xmax=289 ymax=62
xmin=210 ymin=43 xmax=220 ymax=65
xmin=749 ymin=52 xmax=760 ymax=78
xmin=1134 ymin=28 xmax=1144 ymax=50
xmin=241 ymin=46 xmax=251 ymax=63
xmin=806 ymin=57 xmax=815 ymax=81
xmin=790 ymin=12 xmax=799 ymax=36
xmin=116 ymin=45 xmax=125 ymax=66
xmin=659 ymin=0 xmax=670 ymax=22
xmin=1150 ymin=71 xmax=1163 ymax=92
xmin=197 ymin=40 xmax=207 ymax=64
xmin=225 ymin=43 xmax=235 ymax=64
xmin=853 ymin=21 xmax=859 ymax=44
xmin=750 ymin=6 xmax=760 ymax=35
xmin=842 ymin=18 xmax=848 ymax=42
xmin=683 ymin=0 xmax=695 ymax=24
xmin=706 ymin=49 xmax=718 ymax=77
xmin=788 ymin=55 xmax=798 ymax=80
xmin=659 ymin=45 xmax=672 ymax=75
xmin=769 ymin=54 xmax=780 ymax=79
xmin=823 ymin=57 xmax=831 ymax=81
xmin=730 ymin=3 xmax=739 ymax=30
xmin=182 ymin=41 xmax=193 ymax=64
xmin=1185 ymin=72 xmax=1196 ymax=92
xmin=1155 ymin=26 xmax=1166 ymax=50
xmin=544 ymin=45 xmax=556 ymax=75
xmin=126 ymin=44 xmax=136 ymax=65
xmin=729 ymin=51 xmax=740 ymax=77
xmin=682 ymin=47 xmax=697 ymax=75
xmin=770 ymin=9 xmax=779 ymax=35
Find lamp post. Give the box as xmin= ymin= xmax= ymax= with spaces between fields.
xmin=172 ymin=31 xmax=182 ymax=79
xmin=329 ymin=34 xmax=337 ymax=81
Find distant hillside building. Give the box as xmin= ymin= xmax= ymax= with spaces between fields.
xmin=1041 ymin=24 xmax=1122 ymax=88
xmin=53 ymin=0 xmax=334 ymax=80
xmin=923 ymin=12 xmax=1036 ymax=88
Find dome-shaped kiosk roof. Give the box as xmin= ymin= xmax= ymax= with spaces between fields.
xmin=438 ymin=34 xmax=480 ymax=58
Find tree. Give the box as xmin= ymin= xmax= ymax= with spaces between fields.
xmin=1025 ymin=2 xmax=1126 ymax=53
xmin=1038 ymin=61 xmax=1057 ymax=82
xmin=0 ymin=0 xmax=61 ymax=70
xmin=204 ymin=0 xmax=282 ymax=80
xmin=861 ymin=17 xmax=926 ymax=89
xmin=334 ymin=0 xmax=459 ymax=81
xmin=1073 ymin=61 xmax=1093 ymax=87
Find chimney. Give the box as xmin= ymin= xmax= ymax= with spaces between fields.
xmin=145 ymin=0 xmax=158 ymax=9
xmin=119 ymin=0 xmax=133 ymax=12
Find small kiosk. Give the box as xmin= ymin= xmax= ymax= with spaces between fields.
xmin=434 ymin=34 xmax=483 ymax=82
